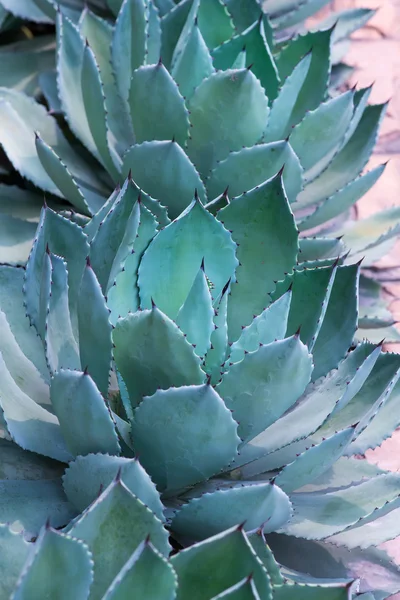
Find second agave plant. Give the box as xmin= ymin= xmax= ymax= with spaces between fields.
xmin=1 ymin=172 xmax=400 ymax=597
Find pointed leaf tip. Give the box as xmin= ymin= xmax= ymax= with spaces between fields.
xmin=294 ymin=325 xmax=302 ymax=337
xmin=151 ymin=297 xmax=156 ymax=309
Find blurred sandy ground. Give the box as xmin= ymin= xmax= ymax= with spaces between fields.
xmin=312 ymin=0 xmax=400 ymax=580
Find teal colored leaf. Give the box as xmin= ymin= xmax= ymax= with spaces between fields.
xmin=146 ymin=1 xmax=162 ymax=64
xmin=138 ymin=197 xmax=238 ymax=319
xmin=0 ymin=35 xmax=55 ymax=96
xmin=107 ymin=204 xmax=158 ymax=325
xmin=68 ymin=479 xmax=170 ymax=600
xmin=196 ymin=0 xmax=234 ymax=49
xmin=212 ymin=18 xmax=280 ymax=100
xmin=46 ymin=253 xmax=80 ymax=374
xmin=39 ymin=70 xmax=62 ymax=113
xmin=290 ymin=91 xmax=354 ymax=183
xmin=153 ymin=0 xmax=174 ymax=16
xmin=171 ymin=526 xmax=272 ymax=600
xmin=50 ymin=370 xmax=120 ymax=457
xmin=103 ymin=541 xmax=177 ymax=600
xmin=107 ymin=0 xmax=123 ymax=16
xmin=247 ymin=529 xmax=283 ymax=586
xmin=122 ymin=140 xmax=207 ymax=219
xmin=217 ymin=335 xmax=312 ymax=444
xmin=112 ymin=0 xmax=146 ymax=104
xmin=298 ymin=456 xmax=385 ymax=494
xmin=312 ymin=264 xmax=359 ymax=380
xmin=113 ymin=307 xmax=205 ymax=409
xmin=84 ymin=187 xmax=120 ymax=243
xmin=81 ymin=42 xmax=120 ymax=180
xmin=270 ymin=0 xmax=330 ymax=29
xmin=172 ymin=482 xmax=291 ymax=540
xmin=13 ymin=527 xmax=93 ymax=600
xmin=0 ymin=351 xmax=71 ymax=462
xmin=218 ymin=175 xmax=298 ymax=341
xmin=272 ymin=582 xmax=354 ymax=600
xmin=187 ymin=69 xmax=269 ymax=178
xmin=63 ymin=454 xmax=164 ymax=519
xmin=89 ymin=179 xmax=140 ymax=293
xmin=57 ymin=13 xmax=98 ymax=159
xmin=0 ymin=437 xmax=63 ymax=481
xmin=176 ymin=264 xmax=214 ymax=357
xmin=224 ymin=0 xmax=263 ymax=33
xmin=236 ymin=342 xmax=380 ymax=471
xmin=297 ymin=103 xmax=386 ymax=208
xmin=275 ymin=427 xmax=356 ymax=494
xmin=129 ymin=62 xmax=189 ymax=147
xmin=0 ymin=265 xmax=48 ymax=380
xmin=275 ymin=29 xmax=332 ymax=127
xmin=25 ymin=211 xmax=89 ymax=341
xmin=228 ymin=290 xmax=292 ymax=364
xmin=0 ymin=0 xmax=52 ymax=22
xmin=0 ymin=479 xmax=75 ymax=537
xmin=203 ymin=284 xmax=229 ymax=384
xmin=80 ymin=9 xmax=133 ymax=157
xmin=171 ymin=19 xmax=214 ymax=100
xmin=282 ymin=473 xmax=400 ymax=540
xmin=37 ymin=247 xmax=51 ymax=342
xmin=160 ymin=0 xmax=193 ymax=70
xmin=264 ymin=53 xmax=312 ymax=143
xmin=317 ymin=8 xmax=376 ymax=44
xmin=78 ymin=261 xmax=112 ymax=398
xmin=205 ymin=141 xmax=303 ymax=205
xmin=131 ymin=384 xmax=239 ymax=492
xmin=35 ymin=134 xmax=90 ymax=216
xmin=298 ymin=238 xmax=346 ymax=262
xmin=0 ymin=88 xmax=106 ymax=212
xmin=298 ymin=165 xmax=385 ymax=231
xmin=0 ymin=526 xmax=30 ymax=599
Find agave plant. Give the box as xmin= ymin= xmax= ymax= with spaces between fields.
xmin=0 ymin=0 xmax=395 ymax=343
xmin=1 ymin=173 xmax=400 ymax=597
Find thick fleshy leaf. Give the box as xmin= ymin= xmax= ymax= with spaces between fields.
xmin=131 ymin=384 xmax=239 ymax=492
xmin=147 ymin=1 xmax=162 ymax=64
xmin=0 ymin=35 xmax=54 ymax=96
xmin=171 ymin=20 xmax=214 ymax=101
xmin=187 ymin=69 xmax=269 ymax=178
xmin=298 ymin=238 xmax=345 ymax=262
xmin=129 ymin=62 xmax=189 ymax=147
xmin=236 ymin=342 xmax=381 ymax=471
xmin=229 ymin=291 xmax=291 ymax=364
xmin=113 ymin=307 xmax=204 ymax=408
xmin=46 ymin=253 xmax=80 ymax=374
xmin=224 ymin=0 xmax=263 ymax=33
xmin=297 ymin=104 xmax=386 ymax=208
xmin=196 ymin=0 xmax=234 ymax=49
xmin=0 ymin=352 xmax=71 ymax=462
xmin=263 ymin=53 xmax=312 ymax=143
xmin=0 ymin=265 xmax=48 ymax=380
xmin=281 ymin=473 xmax=400 ymax=540
xmin=0 ymin=438 xmax=63 ymax=481
xmin=13 ymin=527 xmax=92 ymax=600
xmin=89 ymin=179 xmax=141 ymax=293
xmin=78 ymin=261 xmax=112 ymax=397
xmin=138 ymin=197 xmax=238 ymax=319
xmin=289 ymin=92 xmax=354 ymax=183
xmin=312 ymin=264 xmax=359 ymax=380
xmin=171 ymin=527 xmax=272 ymax=600
xmin=218 ymin=175 xmax=298 ymax=341
xmin=210 ymin=577 xmax=261 ymax=599
xmin=267 ymin=0 xmax=330 ymax=29
xmin=81 ymin=42 xmax=120 ymax=180
xmin=298 ymin=456 xmax=385 ymax=494
xmin=247 ymin=529 xmax=283 ymax=586
xmin=50 ymin=370 xmax=120 ymax=457
xmin=274 ymin=427 xmax=356 ymax=494
xmin=25 ymin=206 xmax=89 ymax=339
xmin=272 ymin=582 xmax=355 ymax=600
xmin=39 ymin=70 xmax=62 ymax=113
xmin=107 ymin=204 xmax=158 ymax=325
xmin=176 ymin=268 xmax=214 ymax=356
xmin=203 ymin=284 xmax=229 ymax=384
xmin=103 ymin=541 xmax=177 ymax=600
xmin=122 ymin=140 xmax=206 ymax=219
xmin=205 ymin=141 xmax=303 ymax=205
xmin=0 ymin=526 xmax=30 ymax=598
xmin=212 ymin=19 xmax=280 ymax=100
xmin=68 ymin=479 xmax=170 ymax=600
xmin=63 ymin=454 xmax=164 ymax=519
xmin=80 ymin=9 xmax=133 ymax=157
xmin=172 ymin=482 xmax=291 ymax=540
xmin=0 ymin=479 xmax=76 ymax=537
xmin=112 ymin=0 xmax=147 ymax=104
xmin=160 ymin=0 xmax=193 ymax=69
xmin=298 ymin=165 xmax=385 ymax=231
xmin=35 ymin=134 xmax=90 ymax=216
xmin=217 ymin=335 xmax=312 ymax=444
xmin=0 ymin=0 xmax=52 ymax=22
